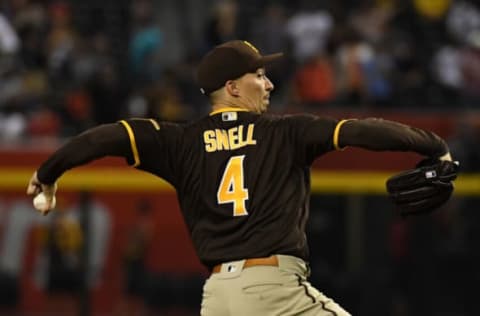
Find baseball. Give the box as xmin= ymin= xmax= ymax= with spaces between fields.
xmin=33 ymin=192 xmax=56 ymax=211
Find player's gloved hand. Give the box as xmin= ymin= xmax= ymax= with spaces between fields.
xmin=26 ymin=171 xmax=57 ymax=215
xmin=386 ymin=157 xmax=459 ymax=217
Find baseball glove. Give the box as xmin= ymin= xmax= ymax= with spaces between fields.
xmin=386 ymin=159 xmax=459 ymax=216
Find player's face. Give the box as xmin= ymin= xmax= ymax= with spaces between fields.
xmin=236 ymin=68 xmax=274 ymax=113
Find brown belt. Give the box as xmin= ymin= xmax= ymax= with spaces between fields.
xmin=212 ymin=255 xmax=279 ymax=273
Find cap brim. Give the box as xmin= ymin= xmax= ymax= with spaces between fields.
xmin=255 ymin=53 xmax=284 ymax=68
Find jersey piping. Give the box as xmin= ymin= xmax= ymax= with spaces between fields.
xmin=333 ymin=119 xmax=354 ymax=150
xmin=119 ymin=120 xmax=141 ymax=167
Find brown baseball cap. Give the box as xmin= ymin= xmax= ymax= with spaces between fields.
xmin=196 ymin=40 xmax=284 ymax=95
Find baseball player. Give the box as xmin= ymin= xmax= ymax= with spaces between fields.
xmin=27 ymin=40 xmax=454 ymax=315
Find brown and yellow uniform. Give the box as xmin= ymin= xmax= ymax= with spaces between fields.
xmin=36 ymin=108 xmax=448 ymax=315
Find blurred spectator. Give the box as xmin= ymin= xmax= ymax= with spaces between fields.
xmin=362 ymin=46 xmax=393 ymax=106
xmin=0 ymin=71 xmax=23 ymax=107
xmin=249 ymin=3 xmax=291 ymax=108
xmin=36 ymin=205 xmax=84 ymax=315
xmin=447 ymin=114 xmax=480 ymax=172
xmin=14 ymin=6 xmax=47 ymax=70
xmin=458 ymin=31 xmax=480 ymax=108
xmin=350 ymin=3 xmax=394 ymax=45
xmin=87 ymin=61 xmax=125 ymax=124
xmin=346 ymin=3 xmax=395 ymax=106
xmin=170 ymin=57 xmax=210 ymax=118
xmin=0 ymin=13 xmax=20 ymax=55
xmin=0 ymin=11 xmax=23 ymax=124
xmin=0 ymin=110 xmax=26 ymax=141
xmin=432 ymin=45 xmax=462 ymax=91
xmin=446 ymin=0 xmax=480 ymax=45
xmin=126 ymin=91 xmax=149 ymax=118
xmin=27 ymin=105 xmax=61 ymax=138
xmin=72 ymin=33 xmax=111 ymax=85
xmin=371 ymin=29 xmax=419 ymax=107
xmin=0 ymin=201 xmax=21 ymax=314
xmin=46 ymin=1 xmax=75 ymax=84
xmin=335 ymin=30 xmax=370 ymax=106
xmin=291 ymin=52 xmax=336 ymax=107
xmin=250 ymin=3 xmax=288 ymax=55
xmin=143 ymin=69 xmax=193 ymax=121
xmin=129 ymin=0 xmax=163 ymax=84
xmin=431 ymin=44 xmax=463 ymax=107
xmin=204 ymin=0 xmax=239 ymax=49
xmin=412 ymin=0 xmax=452 ymax=21
xmin=117 ymin=199 xmax=155 ymax=316
xmin=62 ymin=85 xmax=94 ymax=134
xmin=285 ymin=1 xmax=334 ymax=64
xmin=388 ymin=217 xmax=411 ymax=316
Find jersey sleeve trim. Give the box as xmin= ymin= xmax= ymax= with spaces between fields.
xmin=333 ymin=119 xmax=354 ymax=150
xmin=119 ymin=120 xmax=141 ymax=167
xmin=130 ymin=118 xmax=160 ymax=130
xmin=148 ymin=119 xmax=160 ymax=130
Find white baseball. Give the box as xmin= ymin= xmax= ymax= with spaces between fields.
xmin=33 ymin=192 xmax=56 ymax=211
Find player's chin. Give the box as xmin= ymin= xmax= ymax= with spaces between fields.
xmin=260 ymin=99 xmax=270 ymax=112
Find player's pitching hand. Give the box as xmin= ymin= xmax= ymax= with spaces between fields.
xmin=27 ymin=171 xmax=57 ymax=215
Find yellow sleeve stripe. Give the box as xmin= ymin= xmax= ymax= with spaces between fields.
xmin=130 ymin=118 xmax=160 ymax=130
xmin=333 ymin=119 xmax=353 ymax=150
xmin=119 ymin=120 xmax=140 ymax=167
xmin=148 ymin=119 xmax=160 ymax=130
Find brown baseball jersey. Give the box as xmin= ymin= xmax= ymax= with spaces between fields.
xmin=116 ymin=108 xmax=448 ymax=269
xmin=119 ymin=109 xmax=337 ymax=268
xmin=37 ymin=108 xmax=448 ymax=270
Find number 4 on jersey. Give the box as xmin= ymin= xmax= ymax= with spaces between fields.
xmin=217 ymin=155 xmax=249 ymax=216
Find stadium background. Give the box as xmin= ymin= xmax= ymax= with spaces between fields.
xmin=1 ymin=0 xmax=479 ymax=315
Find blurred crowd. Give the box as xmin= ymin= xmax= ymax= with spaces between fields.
xmin=1 ymin=0 xmax=480 ymax=141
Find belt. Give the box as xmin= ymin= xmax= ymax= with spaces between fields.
xmin=212 ymin=255 xmax=279 ymax=273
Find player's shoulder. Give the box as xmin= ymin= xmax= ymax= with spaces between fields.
xmin=261 ymin=113 xmax=340 ymax=138
xmin=121 ymin=117 xmax=186 ymax=137
xmin=261 ymin=112 xmax=322 ymax=125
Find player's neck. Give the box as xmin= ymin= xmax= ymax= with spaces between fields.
xmin=211 ymin=102 xmax=250 ymax=113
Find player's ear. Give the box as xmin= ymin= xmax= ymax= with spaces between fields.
xmin=226 ymin=80 xmax=240 ymax=97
